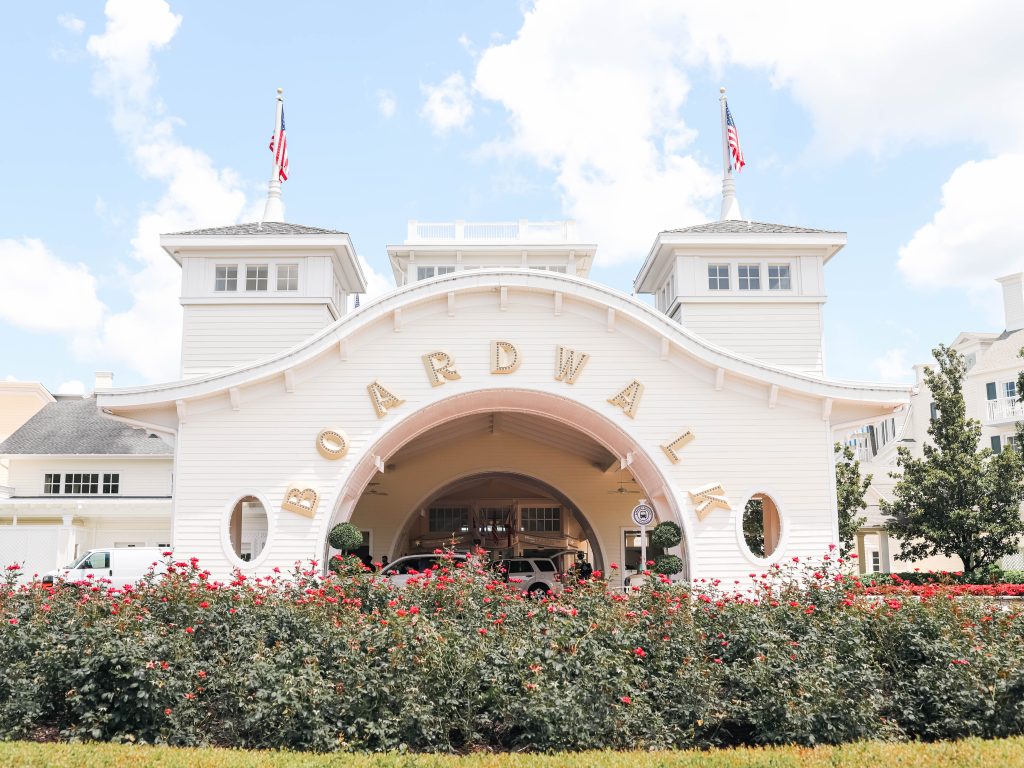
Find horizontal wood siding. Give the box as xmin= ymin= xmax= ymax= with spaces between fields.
xmin=171 ymin=288 xmax=836 ymax=584
xmin=9 ymin=457 xmax=172 ymax=497
xmin=181 ymin=304 xmax=333 ymax=378
xmin=680 ymin=302 xmax=823 ymax=374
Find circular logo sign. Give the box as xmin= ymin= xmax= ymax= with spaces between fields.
xmin=631 ymin=503 xmax=655 ymax=526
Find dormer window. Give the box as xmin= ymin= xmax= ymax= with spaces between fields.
xmin=246 ymin=265 xmax=268 ymax=291
xmin=768 ymin=264 xmax=791 ymax=290
xmin=738 ymin=264 xmax=760 ymax=290
xmin=215 ymin=265 xmax=238 ymax=291
xmin=708 ymin=264 xmax=730 ymax=290
xmin=276 ymin=264 xmax=298 ymax=291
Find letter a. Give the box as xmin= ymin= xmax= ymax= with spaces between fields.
xmin=554 ymin=345 xmax=589 ymax=385
xmin=491 ymin=341 xmax=521 ymax=375
xmin=367 ymin=380 xmax=405 ymax=418
xmin=422 ymin=351 xmax=461 ymax=387
xmin=608 ymin=380 xmax=644 ymax=419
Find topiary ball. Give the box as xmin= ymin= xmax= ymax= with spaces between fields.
xmin=328 ymin=522 xmax=364 ymax=552
xmin=654 ymin=554 xmax=683 ymax=575
xmin=650 ymin=521 xmax=682 ymax=549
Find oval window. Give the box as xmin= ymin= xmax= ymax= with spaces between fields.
xmin=742 ymin=493 xmax=781 ymax=558
xmin=228 ymin=496 xmax=268 ymax=562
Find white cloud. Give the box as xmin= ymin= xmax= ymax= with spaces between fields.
xmin=81 ymin=0 xmax=249 ymax=381
xmin=57 ymin=380 xmax=85 ymax=395
xmin=377 ymin=89 xmax=397 ymax=119
xmin=420 ymin=72 xmax=474 ymax=134
xmin=872 ymin=348 xmax=912 ymax=384
xmin=469 ymin=0 xmax=1024 ymax=265
xmin=897 ymin=153 xmax=1024 ymax=321
xmin=57 ymin=13 xmax=86 ymax=34
xmin=353 ymin=255 xmax=395 ymax=309
xmin=0 ymin=239 xmax=105 ymax=335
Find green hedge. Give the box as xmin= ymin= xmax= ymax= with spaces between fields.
xmin=862 ymin=569 xmax=1024 ymax=586
xmin=1 ymin=554 xmax=1023 ymax=752
xmin=4 ymin=738 xmax=1024 ymax=767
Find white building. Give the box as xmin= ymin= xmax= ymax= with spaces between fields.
xmin=0 ymin=99 xmax=910 ymax=586
xmin=848 ymin=273 xmax=1024 ymax=573
xmin=0 ymin=376 xmax=173 ymax=577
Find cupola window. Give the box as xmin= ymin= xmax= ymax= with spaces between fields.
xmin=708 ymin=264 xmax=730 ymax=290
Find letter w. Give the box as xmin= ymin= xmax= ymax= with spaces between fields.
xmin=555 ymin=346 xmax=590 ymax=385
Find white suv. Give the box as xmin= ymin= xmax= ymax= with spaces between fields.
xmin=379 ymin=553 xmax=468 ymax=587
xmin=494 ymin=557 xmax=562 ymax=596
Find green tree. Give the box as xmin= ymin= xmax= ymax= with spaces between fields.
xmin=834 ymin=442 xmax=871 ymax=556
xmin=882 ymin=344 xmax=1024 ymax=573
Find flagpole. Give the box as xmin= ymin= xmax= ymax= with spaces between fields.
xmin=261 ymin=87 xmax=285 ymax=224
xmin=719 ymin=87 xmax=741 ymax=221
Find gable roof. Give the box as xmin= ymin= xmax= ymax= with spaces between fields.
xmin=662 ymin=220 xmax=844 ymax=235
xmin=0 ymin=396 xmax=173 ymax=455
xmin=165 ymin=222 xmax=347 ymax=237
xmin=969 ymin=328 xmax=1024 ymax=376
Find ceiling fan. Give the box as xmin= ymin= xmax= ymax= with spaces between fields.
xmin=608 ymin=474 xmax=640 ymax=495
xmin=364 ymin=482 xmax=389 ymax=497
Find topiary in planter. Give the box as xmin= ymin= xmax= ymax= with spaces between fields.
xmin=328 ymin=522 xmax=363 ymax=553
xmin=654 ymin=554 xmax=683 ymax=575
xmin=650 ymin=521 xmax=682 ymax=549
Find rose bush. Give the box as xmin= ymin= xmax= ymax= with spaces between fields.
xmin=1 ymin=550 xmax=1023 ymax=752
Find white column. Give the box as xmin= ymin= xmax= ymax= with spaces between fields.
xmin=879 ymin=531 xmax=892 ymax=574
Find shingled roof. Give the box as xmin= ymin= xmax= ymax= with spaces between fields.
xmin=165 ymin=222 xmax=347 ymax=237
xmin=0 ymin=397 xmax=172 ymax=455
xmin=662 ymin=220 xmax=844 ymax=235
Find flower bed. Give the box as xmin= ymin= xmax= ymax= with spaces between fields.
xmin=1 ymin=551 xmax=1023 ymax=752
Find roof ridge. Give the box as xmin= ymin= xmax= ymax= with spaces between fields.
xmin=662 ymin=219 xmax=844 ymax=235
xmin=164 ymin=221 xmax=348 ymax=237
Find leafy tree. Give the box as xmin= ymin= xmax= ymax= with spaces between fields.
xmin=882 ymin=344 xmax=1024 ymax=573
xmin=328 ymin=522 xmax=363 ymax=553
xmin=834 ymin=442 xmax=871 ymax=556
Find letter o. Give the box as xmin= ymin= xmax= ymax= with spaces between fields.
xmin=317 ymin=429 xmax=349 ymax=460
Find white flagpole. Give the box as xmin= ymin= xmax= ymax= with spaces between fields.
xmin=261 ymin=87 xmax=285 ymax=224
xmin=719 ymin=87 xmax=741 ymax=221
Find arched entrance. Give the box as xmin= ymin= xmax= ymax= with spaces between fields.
xmin=322 ymin=389 xmax=691 ymax=582
xmin=388 ymin=470 xmax=601 ymax=573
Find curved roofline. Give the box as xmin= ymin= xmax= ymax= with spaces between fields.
xmin=97 ymin=270 xmax=909 ymax=410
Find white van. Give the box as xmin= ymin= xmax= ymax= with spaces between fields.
xmin=42 ymin=547 xmax=168 ymax=588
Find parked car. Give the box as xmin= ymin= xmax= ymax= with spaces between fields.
xmin=493 ymin=557 xmax=562 ymax=595
xmin=379 ymin=552 xmax=469 ymax=587
xmin=42 ymin=547 xmax=168 ymax=588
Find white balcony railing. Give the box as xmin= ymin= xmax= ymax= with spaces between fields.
xmin=406 ymin=219 xmax=577 ymax=244
xmin=987 ymin=397 xmax=1024 ymax=424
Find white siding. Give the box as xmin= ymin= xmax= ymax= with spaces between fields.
xmin=169 ymin=287 xmax=838 ymax=585
xmin=181 ymin=304 xmax=334 ymax=378
xmin=679 ymin=302 xmax=824 ymax=374
xmin=8 ymin=457 xmax=172 ymax=497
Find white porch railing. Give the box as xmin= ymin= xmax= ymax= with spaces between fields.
xmin=406 ymin=219 xmax=577 ymax=244
xmin=986 ymin=397 xmax=1024 ymax=424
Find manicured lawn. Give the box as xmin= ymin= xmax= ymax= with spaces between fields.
xmin=3 ymin=738 xmax=1024 ymax=767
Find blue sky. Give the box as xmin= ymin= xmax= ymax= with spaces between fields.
xmin=2 ymin=1 xmax=1022 ymax=393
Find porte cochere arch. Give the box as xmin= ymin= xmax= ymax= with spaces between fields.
xmin=98 ymin=271 xmax=907 ymax=585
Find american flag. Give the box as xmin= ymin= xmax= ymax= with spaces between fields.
xmin=269 ymin=107 xmax=289 ymax=181
xmin=725 ymin=102 xmax=745 ymax=172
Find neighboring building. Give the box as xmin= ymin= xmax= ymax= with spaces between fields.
xmin=0 ymin=380 xmax=53 ymax=489
xmin=0 ymin=376 xmax=173 ymax=578
xmin=847 ymin=273 xmax=1024 ymax=573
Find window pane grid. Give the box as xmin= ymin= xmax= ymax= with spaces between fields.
xmin=1004 ymin=381 xmax=1017 ymax=400
xmin=428 ymin=506 xmax=470 ymax=533
xmin=417 ymin=266 xmax=436 ymax=280
xmin=768 ymin=264 xmax=791 ymax=290
xmin=102 ymin=473 xmax=120 ymax=495
xmin=707 ymin=264 xmax=730 ymax=290
xmin=245 ymin=265 xmax=268 ymax=291
xmin=63 ymin=473 xmax=99 ymax=494
xmin=521 ymin=506 xmax=561 ymax=532
xmin=276 ymin=264 xmax=298 ymax=291
xmin=214 ymin=265 xmax=237 ymax=291
xmin=44 ymin=473 xmax=61 ymax=494
xmin=738 ymin=264 xmax=760 ymax=290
